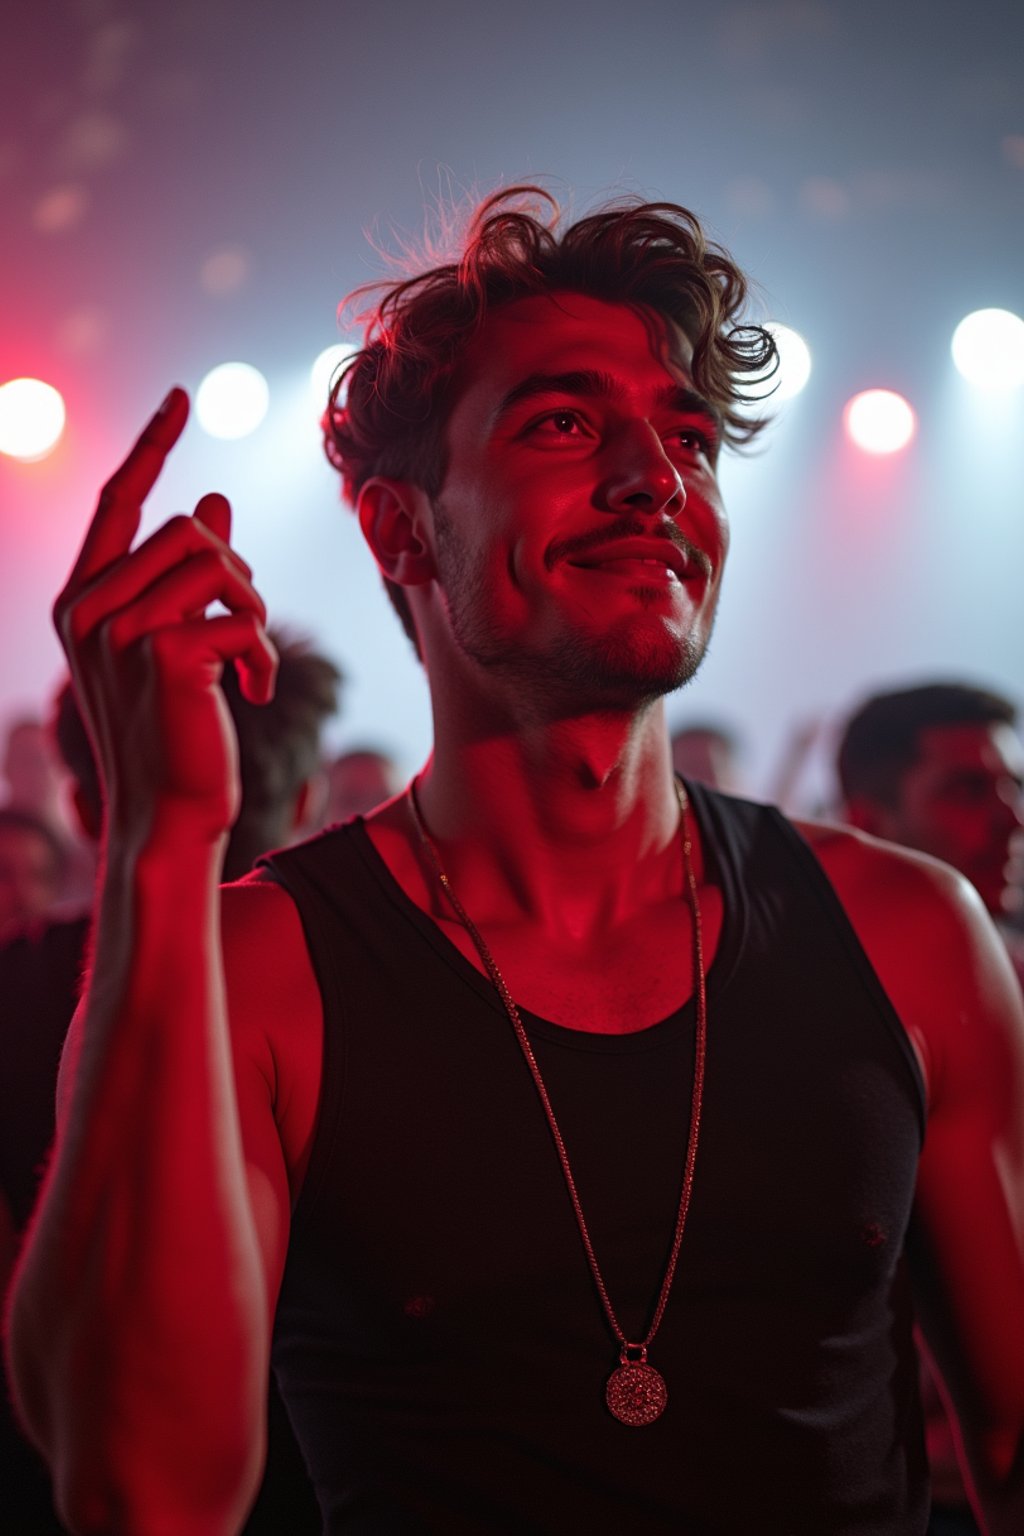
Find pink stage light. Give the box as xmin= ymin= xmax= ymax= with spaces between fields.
xmin=843 ymin=389 xmax=916 ymax=455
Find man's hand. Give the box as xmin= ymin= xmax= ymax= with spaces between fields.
xmin=52 ymin=387 xmax=278 ymax=845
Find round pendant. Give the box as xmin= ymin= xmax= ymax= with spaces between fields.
xmin=605 ymin=1361 xmax=668 ymax=1426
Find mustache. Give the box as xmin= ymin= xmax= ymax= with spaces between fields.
xmin=545 ymin=517 xmax=713 ymax=578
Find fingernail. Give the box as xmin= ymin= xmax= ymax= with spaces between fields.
xmin=155 ymin=388 xmax=179 ymax=418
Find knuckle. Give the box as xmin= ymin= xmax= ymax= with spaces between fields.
xmin=147 ymin=625 xmax=177 ymax=665
xmin=161 ymin=513 xmax=193 ymax=544
xmin=57 ymin=595 xmax=89 ymax=648
xmin=104 ymin=609 xmax=136 ymax=653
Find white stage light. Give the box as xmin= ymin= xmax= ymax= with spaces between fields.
xmin=844 ymin=389 xmax=916 ymax=455
xmin=765 ymin=323 xmax=812 ymax=400
xmin=311 ymin=344 xmax=358 ymax=409
xmin=0 ymin=378 xmax=67 ymax=460
xmin=195 ymin=362 xmax=270 ymax=440
xmin=951 ymin=309 xmax=1024 ymax=390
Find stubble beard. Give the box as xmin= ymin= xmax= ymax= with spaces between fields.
xmin=433 ymin=499 xmax=712 ymax=711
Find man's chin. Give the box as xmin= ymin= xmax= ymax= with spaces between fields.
xmin=446 ymin=602 xmax=711 ymax=710
xmin=548 ymin=625 xmax=708 ymax=707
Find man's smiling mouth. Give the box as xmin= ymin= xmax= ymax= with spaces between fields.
xmin=567 ymin=539 xmax=700 ymax=583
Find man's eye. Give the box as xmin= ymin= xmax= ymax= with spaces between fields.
xmin=672 ymin=426 xmax=716 ymax=457
xmin=533 ymin=411 xmax=584 ymax=436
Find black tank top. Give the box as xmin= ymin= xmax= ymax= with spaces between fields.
xmin=262 ymin=783 xmax=928 ymax=1534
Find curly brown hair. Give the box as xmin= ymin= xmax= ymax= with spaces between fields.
xmin=324 ymin=186 xmax=777 ymax=650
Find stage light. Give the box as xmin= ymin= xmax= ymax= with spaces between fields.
xmin=0 ymin=378 xmax=67 ymax=460
xmin=951 ymin=308 xmax=1024 ymax=390
xmin=844 ymin=389 xmax=915 ymax=455
xmin=195 ymin=362 xmax=270 ymax=440
xmin=765 ymin=323 xmax=812 ymax=401
xmin=311 ymin=344 xmax=358 ymax=409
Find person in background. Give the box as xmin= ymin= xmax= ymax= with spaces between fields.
xmin=669 ymin=720 xmax=745 ymax=794
xmin=0 ymin=629 xmax=341 ymax=1534
xmin=1 ymin=709 xmax=97 ymax=910
xmin=324 ymin=745 xmax=402 ymax=824
xmin=1 ymin=717 xmax=65 ymax=825
xmin=837 ymin=679 xmax=1024 ymax=1536
xmin=838 ymin=681 xmax=1024 ymax=975
xmin=0 ymin=808 xmax=67 ymax=940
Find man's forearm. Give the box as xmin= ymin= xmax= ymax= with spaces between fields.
xmin=5 ymin=834 xmax=267 ymax=1535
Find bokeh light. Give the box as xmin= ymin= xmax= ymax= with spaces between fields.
xmin=311 ymin=344 xmax=358 ymax=411
xmin=199 ymin=246 xmax=250 ymax=296
xmin=194 ymin=362 xmax=270 ymax=440
xmin=765 ymin=323 xmax=813 ymax=401
xmin=951 ymin=308 xmax=1024 ymax=390
xmin=0 ymin=378 xmax=67 ymax=460
xmin=844 ymin=389 xmax=916 ymax=455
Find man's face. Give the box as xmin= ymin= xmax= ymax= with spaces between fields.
xmin=0 ymin=824 xmax=62 ymax=937
xmin=2 ymin=721 xmax=58 ymax=811
xmin=424 ymin=292 xmax=729 ymax=711
xmin=326 ymin=753 xmax=400 ymax=822
xmin=882 ymin=722 xmax=1024 ymax=914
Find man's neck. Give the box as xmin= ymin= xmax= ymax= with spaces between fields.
xmin=401 ymin=700 xmax=691 ymax=937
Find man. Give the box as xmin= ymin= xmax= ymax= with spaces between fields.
xmin=838 ymin=681 xmax=1024 ymax=955
xmin=2 ymin=712 xmax=98 ymax=907
xmin=323 ymin=746 xmax=402 ymax=825
xmin=669 ymin=721 xmax=745 ymax=794
xmin=2 ymin=715 xmax=65 ymax=825
xmin=0 ymin=807 xmax=67 ymax=940
xmin=7 ymin=189 xmax=1024 ymax=1535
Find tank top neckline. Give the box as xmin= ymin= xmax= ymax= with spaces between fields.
xmin=341 ymin=777 xmax=746 ymax=1054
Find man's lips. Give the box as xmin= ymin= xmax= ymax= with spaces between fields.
xmin=547 ymin=518 xmax=715 ymax=583
xmin=566 ymin=539 xmax=706 ymax=582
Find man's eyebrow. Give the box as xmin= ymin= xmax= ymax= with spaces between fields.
xmin=493 ymin=370 xmax=620 ymax=421
xmin=492 ymin=369 xmax=723 ymax=433
xmin=654 ymin=383 xmax=723 ymax=433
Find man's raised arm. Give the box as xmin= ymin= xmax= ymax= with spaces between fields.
xmin=4 ymin=390 xmax=284 ymax=1536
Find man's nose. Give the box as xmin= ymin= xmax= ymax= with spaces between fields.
xmin=601 ymin=425 xmax=685 ymax=517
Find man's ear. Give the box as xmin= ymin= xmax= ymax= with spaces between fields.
xmin=357 ymin=478 xmax=436 ymax=588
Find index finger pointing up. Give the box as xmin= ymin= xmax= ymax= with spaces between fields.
xmin=69 ymin=387 xmax=190 ymax=589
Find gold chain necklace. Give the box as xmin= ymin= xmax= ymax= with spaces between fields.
xmin=406 ymin=778 xmax=708 ymax=1427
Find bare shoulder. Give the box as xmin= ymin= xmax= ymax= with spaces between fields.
xmin=795 ymin=814 xmax=1007 ymax=966
xmin=793 ymin=815 xmax=1024 ymax=1108
xmin=219 ymin=870 xmax=323 ymax=1200
xmin=220 ymin=869 xmax=315 ymax=992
